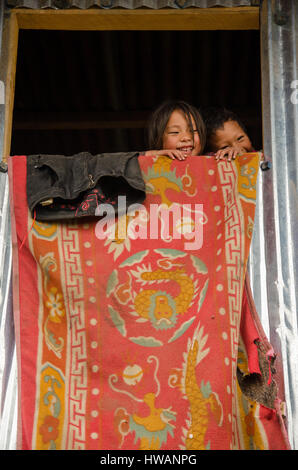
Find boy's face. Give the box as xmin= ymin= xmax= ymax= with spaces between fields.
xmin=210 ymin=120 xmax=254 ymax=153
xmin=162 ymin=109 xmax=201 ymax=157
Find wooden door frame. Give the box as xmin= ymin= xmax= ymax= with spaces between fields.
xmin=1 ymin=6 xmax=259 ymax=162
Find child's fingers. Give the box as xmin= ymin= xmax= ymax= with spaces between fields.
xmin=215 ymin=148 xmax=240 ymax=162
xmin=176 ymin=150 xmax=187 ymax=160
xmin=166 ymin=150 xmax=186 ymax=160
xmin=227 ymin=149 xmax=237 ymax=161
xmin=146 ymin=149 xmax=187 ymax=160
xmin=215 ymin=150 xmax=226 ymax=160
xmin=219 ymin=148 xmax=236 ymax=161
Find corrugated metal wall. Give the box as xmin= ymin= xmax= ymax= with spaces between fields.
xmin=0 ymin=172 xmax=17 ymax=451
xmin=6 ymin=0 xmax=259 ymax=9
xmin=259 ymin=0 xmax=298 ymax=449
xmin=0 ymin=0 xmax=18 ymax=451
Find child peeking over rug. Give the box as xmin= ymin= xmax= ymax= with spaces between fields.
xmin=145 ymin=100 xmax=206 ymax=160
xmin=144 ymin=101 xmax=258 ymax=164
xmin=200 ymin=106 xmax=256 ymax=161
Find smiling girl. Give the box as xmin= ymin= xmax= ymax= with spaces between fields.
xmin=145 ymin=100 xmax=206 ymax=160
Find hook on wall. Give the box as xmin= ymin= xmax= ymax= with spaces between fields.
xmin=0 ymin=161 xmax=8 ymax=173
xmin=260 ymin=160 xmax=272 ymax=171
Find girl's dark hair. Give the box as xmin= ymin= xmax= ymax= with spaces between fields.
xmin=200 ymin=106 xmax=248 ymax=151
xmin=147 ymin=100 xmax=206 ymax=153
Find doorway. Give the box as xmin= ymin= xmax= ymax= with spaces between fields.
xmin=10 ymin=29 xmax=262 ymax=157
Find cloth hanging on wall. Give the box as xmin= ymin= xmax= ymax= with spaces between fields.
xmin=26 ymin=152 xmax=145 ymax=221
xmin=8 ymin=152 xmax=290 ymax=450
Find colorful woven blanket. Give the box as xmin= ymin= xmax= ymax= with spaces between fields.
xmin=8 ymin=153 xmax=290 ymax=450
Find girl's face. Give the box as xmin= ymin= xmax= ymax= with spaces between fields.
xmin=162 ymin=109 xmax=201 ymax=157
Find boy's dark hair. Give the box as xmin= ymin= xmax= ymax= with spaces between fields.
xmin=147 ymin=100 xmax=206 ymax=154
xmin=200 ymin=106 xmax=248 ymax=151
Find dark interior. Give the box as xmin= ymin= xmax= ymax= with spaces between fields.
xmin=11 ymin=29 xmax=262 ymax=156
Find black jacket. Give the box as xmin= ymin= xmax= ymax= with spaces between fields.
xmin=26 ymin=151 xmax=145 ymax=221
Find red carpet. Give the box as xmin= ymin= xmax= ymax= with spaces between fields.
xmin=9 ymin=153 xmax=290 ymax=450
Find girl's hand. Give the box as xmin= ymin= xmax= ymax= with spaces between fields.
xmin=215 ymin=145 xmax=246 ymax=162
xmin=145 ymin=149 xmax=187 ymax=160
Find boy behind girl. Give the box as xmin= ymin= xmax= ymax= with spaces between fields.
xmin=201 ymin=107 xmax=255 ymax=161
